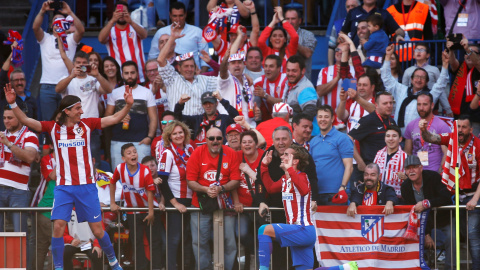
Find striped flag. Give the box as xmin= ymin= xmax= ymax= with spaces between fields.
xmin=441 ymin=121 xmax=459 ymax=191
xmin=314 ymin=206 xmax=429 ymax=270
xmin=437 ymin=116 xmax=454 ymax=131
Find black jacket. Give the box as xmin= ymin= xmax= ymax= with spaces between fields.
xmin=401 ymin=170 xmax=452 ymax=232
xmin=350 ymin=182 xmax=398 ymax=206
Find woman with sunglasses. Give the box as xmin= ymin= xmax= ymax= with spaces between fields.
xmin=158 ymin=120 xmax=195 ymax=270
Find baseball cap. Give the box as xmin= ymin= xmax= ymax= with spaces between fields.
xmin=273 ymin=102 xmax=293 ymax=115
xmin=226 ymin=124 xmax=243 ymax=134
xmin=404 ymin=155 xmax=422 ymax=168
xmin=331 ymin=190 xmax=348 ymax=204
xmin=201 ymin=92 xmax=216 ymax=104
xmin=229 ymin=24 xmax=247 ymax=34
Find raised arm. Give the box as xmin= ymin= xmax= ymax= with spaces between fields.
xmin=54 ymin=32 xmax=74 ymax=72
xmin=230 ymin=25 xmax=246 ymax=54
xmin=244 ymin=1 xmax=259 ymax=46
xmin=219 ymin=48 xmax=231 ymax=80
xmin=123 ymin=10 xmax=148 ymax=40
xmin=32 ymin=1 xmax=53 ymax=42
xmin=98 ymin=9 xmax=122 ymax=44
xmin=157 ymin=24 xmax=185 ymax=67
xmin=471 ymin=83 xmax=480 ymax=110
xmin=419 ymin=119 xmax=442 ymax=145
xmin=59 ymin=2 xmax=84 ymax=43
xmin=100 ymin=86 xmax=134 ymax=128
xmin=4 ymin=84 xmax=42 ymax=132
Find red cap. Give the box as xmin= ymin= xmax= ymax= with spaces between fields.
xmin=331 ymin=190 xmax=348 ymax=204
xmin=226 ymin=123 xmax=243 ymax=134
xmin=229 ymin=24 xmax=247 ymax=34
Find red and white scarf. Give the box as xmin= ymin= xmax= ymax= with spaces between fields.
xmin=373 ymin=146 xmax=407 ymax=195
xmin=233 ymin=74 xmax=254 ymax=118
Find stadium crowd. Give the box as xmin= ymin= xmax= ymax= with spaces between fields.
xmin=0 ymin=0 xmax=480 ymax=269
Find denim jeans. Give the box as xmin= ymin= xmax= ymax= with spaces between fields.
xmin=90 ymin=129 xmax=102 ymax=168
xmin=110 ymin=140 xmax=151 ymax=169
xmin=235 ymin=213 xmax=253 ymax=250
xmin=190 ymin=210 xmax=237 ymax=270
xmin=0 ymin=186 xmax=30 ymax=232
xmin=39 ymin=84 xmax=61 ymax=121
xmin=165 ymin=198 xmax=193 ymax=270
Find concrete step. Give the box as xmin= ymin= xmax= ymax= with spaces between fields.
xmin=0 ymin=4 xmax=31 ymax=34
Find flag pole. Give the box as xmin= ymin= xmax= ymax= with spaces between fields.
xmin=455 ymin=166 xmax=460 ymax=270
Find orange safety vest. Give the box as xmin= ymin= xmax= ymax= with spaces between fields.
xmin=387 ymin=1 xmax=429 ymax=61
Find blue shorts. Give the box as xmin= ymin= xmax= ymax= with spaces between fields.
xmin=273 ymin=224 xmax=316 ymax=269
xmin=51 ymin=184 xmax=102 ymax=223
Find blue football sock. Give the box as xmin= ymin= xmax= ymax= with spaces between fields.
xmin=97 ymin=232 xmax=117 ymax=263
xmin=51 ymin=236 xmax=64 ymax=269
xmin=258 ymin=234 xmax=272 ymax=270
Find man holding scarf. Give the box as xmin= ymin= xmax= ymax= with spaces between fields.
xmin=381 ymin=44 xmax=450 ymax=134
xmin=420 ymin=114 xmax=480 ymax=269
xmin=447 ymin=37 xmax=480 ymax=136
xmin=174 ymin=91 xmax=238 ymax=147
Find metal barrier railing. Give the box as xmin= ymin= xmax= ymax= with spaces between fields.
xmin=0 ymin=205 xmax=476 ymax=269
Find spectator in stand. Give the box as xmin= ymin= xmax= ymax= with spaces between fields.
xmin=149 ymin=2 xmax=210 ymax=72
xmin=231 ymin=129 xmax=264 ymax=269
xmin=33 ymin=1 xmax=84 ymax=121
xmin=110 ymin=143 xmax=163 ymax=270
xmin=341 ymin=0 xmax=404 ymax=47
xmin=88 ymin=52 xmax=103 ymax=77
xmin=347 ymin=163 xmax=397 ymax=217
xmin=404 ymin=92 xmax=450 ymax=173
xmin=284 ymin=55 xmax=318 ymax=120
xmin=310 ymin=105 xmax=353 ymax=205
xmin=211 ymin=1 xmax=259 ymax=62
xmin=386 ymin=0 xmax=433 ymax=62
xmin=244 ymin=47 xmax=264 ymax=81
xmin=98 ymin=1 xmax=148 ymax=82
xmin=175 ymin=91 xmax=238 ymax=147
xmin=292 ymin=113 xmax=313 ymax=151
xmin=206 ymin=0 xmax=250 ymax=28
xmin=255 ymin=125 xmax=318 ymax=269
xmin=317 ymin=43 xmax=355 ymax=130
xmin=258 ymin=6 xmax=298 ymax=71
xmin=253 ymin=55 xmax=288 ymax=121
xmin=187 ymin=127 xmax=241 ymax=270
xmin=284 ymin=8 xmax=317 ymax=79
xmin=151 ymin=110 xmax=176 ymax=161
xmin=328 ymin=0 xmax=360 ymax=66
xmin=381 ymin=44 xmax=450 ymax=133
xmin=440 ymin=0 xmax=480 ymax=40
xmin=401 ymin=43 xmax=453 ymax=116
xmin=63 ymin=210 xmax=104 ymax=270
xmin=141 ymin=156 xmax=166 ymax=210
xmin=447 ymin=38 xmax=480 ymax=135
xmin=256 ymin=102 xmax=293 ymax=150
xmin=157 ymin=24 xmax=218 ymax=116
xmin=157 ymin=120 xmax=194 ymax=270
xmin=143 ymin=59 xmax=169 ymax=128
xmin=373 ymin=125 xmax=407 ymax=197
xmin=348 ymin=92 xmax=397 ymax=176
xmin=471 ymin=83 xmax=480 ymax=114
xmin=420 ymin=115 xmax=480 ymax=269
xmin=56 ymin=51 xmax=112 ymax=168
xmin=258 ymin=144 xmax=316 ymax=270
xmin=218 ymin=48 xmax=256 ymax=127
xmin=362 ymin=14 xmax=389 ymax=69
xmin=389 ymin=51 xmax=402 ymax=82
xmin=0 ymin=66 xmax=37 ymax=130
xmin=400 ymin=155 xmax=453 ymax=269
xmin=102 ymin=56 xmax=124 ymax=90
xmin=0 ymin=105 xmax=39 ymax=232
xmin=105 ymin=61 xmax=157 ymax=169
xmin=226 ymin=124 xmax=242 ymax=151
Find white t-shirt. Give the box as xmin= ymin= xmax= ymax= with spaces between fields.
xmin=38 ymin=32 xmax=78 ymax=84
xmin=107 ymin=85 xmax=156 ymax=108
xmin=62 ymin=75 xmax=101 ymax=118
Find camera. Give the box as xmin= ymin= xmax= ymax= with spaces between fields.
xmin=49 ymin=0 xmax=63 ymax=10
xmin=447 ymin=33 xmax=464 ymax=51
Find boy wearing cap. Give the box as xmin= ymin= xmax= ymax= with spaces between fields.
xmin=174 ymin=91 xmax=239 ymax=147
xmin=347 ymin=163 xmax=398 ymax=217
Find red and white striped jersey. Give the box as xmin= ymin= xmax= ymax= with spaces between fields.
xmin=345 ymin=97 xmax=374 ymax=132
xmin=31 ymin=154 xmax=56 ymax=207
xmin=215 ymin=39 xmax=251 ymax=63
xmin=41 ymin=118 xmax=101 ymax=186
xmin=281 ymin=168 xmax=313 ymax=226
xmin=106 ymin=24 xmax=146 ymax=82
xmin=112 ymin=163 xmax=157 ymax=212
xmin=0 ymin=127 xmax=39 ymax=190
xmin=158 ymin=145 xmax=194 ymax=199
xmin=373 ymin=146 xmax=407 ymax=196
xmin=317 ymin=65 xmax=355 ymax=110
xmin=253 ymin=73 xmax=288 ymax=99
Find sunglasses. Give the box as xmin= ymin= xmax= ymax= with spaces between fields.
xmin=207 ymin=136 xmax=223 ymax=141
xmin=161 ymin=120 xmax=174 ymax=125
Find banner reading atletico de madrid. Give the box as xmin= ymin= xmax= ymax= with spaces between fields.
xmin=314 ymin=206 xmax=429 ymax=270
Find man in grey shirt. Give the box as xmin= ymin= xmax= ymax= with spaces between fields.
xmin=284 ymin=8 xmax=317 ymax=80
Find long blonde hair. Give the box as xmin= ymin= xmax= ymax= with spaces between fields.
xmin=162 ymin=120 xmax=191 ymax=147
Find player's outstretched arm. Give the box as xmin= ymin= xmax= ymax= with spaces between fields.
xmin=4 ymin=83 xmax=42 ymax=132
xmin=101 ymin=86 xmax=134 ymax=128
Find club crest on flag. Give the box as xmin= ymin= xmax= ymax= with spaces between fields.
xmin=361 ymin=215 xmax=384 ymax=243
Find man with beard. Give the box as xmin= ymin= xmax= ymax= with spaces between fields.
xmin=174 ymin=91 xmax=238 ymax=147
xmin=420 ymin=115 xmax=480 ymax=269
xmin=98 ymin=0 xmax=148 ymax=82
xmin=187 ymin=127 xmax=241 ymax=270
xmin=105 ymin=61 xmax=157 ymax=169
xmin=347 ymin=163 xmax=397 ymax=217
xmin=292 ymin=113 xmax=313 ymax=151
xmin=404 ymin=92 xmax=450 ymax=173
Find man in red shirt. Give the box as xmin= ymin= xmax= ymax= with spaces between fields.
xmin=256 ymin=102 xmax=293 ymax=149
xmin=187 ymin=127 xmax=241 ymax=270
